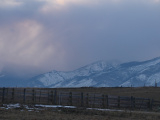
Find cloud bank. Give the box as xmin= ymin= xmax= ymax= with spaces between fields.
xmin=0 ymin=0 xmax=160 ymax=76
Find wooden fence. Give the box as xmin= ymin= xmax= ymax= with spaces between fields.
xmin=0 ymin=87 xmax=160 ymax=110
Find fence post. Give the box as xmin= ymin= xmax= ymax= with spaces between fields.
xmin=47 ymin=90 xmax=50 ymax=104
xmin=59 ymin=92 xmax=61 ymax=105
xmin=106 ymin=95 xmax=109 ymax=108
xmin=81 ymin=92 xmax=84 ymax=107
xmin=54 ymin=90 xmax=57 ymax=105
xmin=131 ymin=96 xmax=135 ymax=109
xmin=93 ymin=94 xmax=95 ymax=108
xmin=39 ymin=90 xmax=41 ymax=103
xmin=2 ymin=87 xmax=5 ymax=103
xmin=102 ymin=94 xmax=105 ymax=108
xmin=131 ymin=96 xmax=133 ymax=109
xmin=118 ymin=96 xmax=120 ymax=108
xmin=6 ymin=88 xmax=8 ymax=103
xmin=51 ymin=91 xmax=54 ymax=104
xmin=32 ymin=89 xmax=35 ymax=104
xmin=133 ymin=97 xmax=135 ymax=108
xmin=149 ymin=99 xmax=153 ymax=110
xmin=86 ymin=93 xmax=89 ymax=107
xmin=69 ymin=92 xmax=72 ymax=106
xmin=23 ymin=89 xmax=26 ymax=103
xmin=12 ymin=88 xmax=15 ymax=102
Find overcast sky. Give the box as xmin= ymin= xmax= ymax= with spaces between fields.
xmin=0 ymin=0 xmax=160 ymax=76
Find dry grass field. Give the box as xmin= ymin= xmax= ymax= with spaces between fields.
xmin=56 ymin=87 xmax=160 ymax=101
xmin=1 ymin=107 xmax=160 ymax=120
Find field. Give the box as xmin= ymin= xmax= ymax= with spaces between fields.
xmin=56 ymin=87 xmax=160 ymax=101
xmin=1 ymin=106 xmax=160 ymax=120
xmin=1 ymin=87 xmax=160 ymax=120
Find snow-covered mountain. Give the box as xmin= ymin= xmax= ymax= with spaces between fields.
xmin=27 ymin=57 xmax=160 ymax=88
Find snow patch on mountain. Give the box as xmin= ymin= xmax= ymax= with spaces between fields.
xmin=136 ymin=74 xmax=146 ymax=82
xmin=129 ymin=57 xmax=160 ymax=73
xmin=38 ymin=71 xmax=65 ymax=86
xmin=146 ymin=73 xmax=160 ymax=85
xmin=120 ymin=81 xmax=132 ymax=87
xmin=27 ymin=57 xmax=160 ymax=88
xmin=34 ymin=61 xmax=119 ymax=87
xmin=64 ymin=79 xmax=96 ymax=87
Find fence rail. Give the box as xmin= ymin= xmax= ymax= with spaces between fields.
xmin=0 ymin=87 xmax=159 ymax=110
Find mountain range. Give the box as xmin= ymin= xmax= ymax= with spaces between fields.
xmin=28 ymin=57 xmax=160 ymax=87
xmin=1 ymin=57 xmax=160 ymax=87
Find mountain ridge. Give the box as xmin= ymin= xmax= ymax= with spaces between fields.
xmin=1 ymin=57 xmax=160 ymax=87
xmin=27 ymin=57 xmax=160 ymax=88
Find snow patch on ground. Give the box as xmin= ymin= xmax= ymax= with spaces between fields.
xmin=0 ymin=103 xmax=125 ymax=112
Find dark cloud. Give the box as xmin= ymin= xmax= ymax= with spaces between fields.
xmin=0 ymin=0 xmax=160 ymax=76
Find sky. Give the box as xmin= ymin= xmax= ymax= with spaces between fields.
xmin=0 ymin=0 xmax=160 ymax=77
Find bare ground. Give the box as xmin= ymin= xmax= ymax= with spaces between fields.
xmin=0 ymin=107 xmax=160 ymax=120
